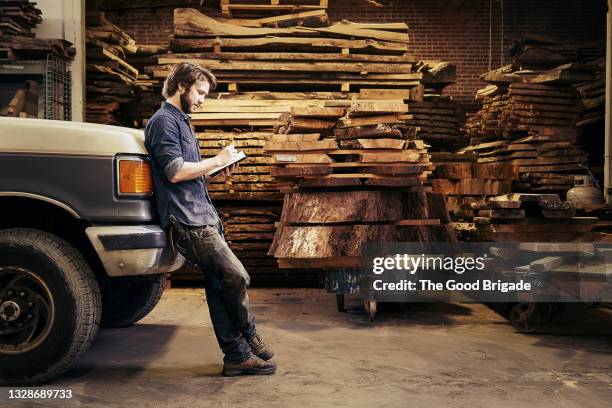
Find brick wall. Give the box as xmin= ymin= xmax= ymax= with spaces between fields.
xmin=90 ymin=0 xmax=606 ymax=108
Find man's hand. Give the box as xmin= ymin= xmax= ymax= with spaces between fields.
xmin=213 ymin=145 xmax=239 ymax=180
xmin=220 ymin=163 xmax=238 ymax=178
xmin=216 ymin=144 xmax=237 ymax=167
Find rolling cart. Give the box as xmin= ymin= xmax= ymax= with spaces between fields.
xmin=325 ymin=268 xmax=379 ymax=321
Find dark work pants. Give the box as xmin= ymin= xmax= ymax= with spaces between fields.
xmin=183 ymin=221 xmax=257 ymax=363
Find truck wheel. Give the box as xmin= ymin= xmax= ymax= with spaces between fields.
xmin=0 ymin=229 xmax=101 ymax=386
xmin=99 ymin=274 xmax=166 ymax=328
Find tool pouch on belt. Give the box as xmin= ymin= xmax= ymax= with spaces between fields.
xmin=168 ymin=215 xmax=200 ymax=263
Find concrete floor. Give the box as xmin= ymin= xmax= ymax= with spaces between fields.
xmin=2 ymin=288 xmax=612 ymax=408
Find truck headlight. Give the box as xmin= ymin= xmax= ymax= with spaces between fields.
xmin=116 ymin=155 xmax=153 ymax=197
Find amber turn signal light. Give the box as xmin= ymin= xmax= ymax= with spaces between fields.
xmin=117 ymin=157 xmax=153 ymax=196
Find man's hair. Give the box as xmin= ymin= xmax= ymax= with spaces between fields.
xmin=161 ymin=62 xmax=217 ymax=98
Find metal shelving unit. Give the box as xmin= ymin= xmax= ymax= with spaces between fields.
xmin=0 ymin=54 xmax=71 ymax=120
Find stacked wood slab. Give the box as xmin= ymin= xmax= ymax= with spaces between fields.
xmin=463 ymin=86 xmax=506 ymax=140
xmin=143 ymin=8 xmax=426 ymax=196
xmin=265 ymin=99 xmax=456 ymax=268
xmin=405 ymin=96 xmax=463 ymax=151
xmin=221 ymin=0 xmax=329 ymax=19
xmin=269 ymin=190 xmax=455 ymax=269
xmin=509 ymin=34 xmax=604 ymax=71
xmin=472 ymin=193 xmax=597 ymax=242
xmin=461 ymin=36 xmax=603 ymax=198
xmin=433 ymin=162 xmax=518 ymax=215
xmin=0 ymin=0 xmax=73 ymax=61
xmin=188 ymin=90 xmax=429 ymax=200
xmin=415 ymin=60 xmax=462 ymax=150
xmin=141 ymin=8 xmax=429 ymax=199
xmin=460 ymin=130 xmax=588 ymax=196
xmin=199 ymin=130 xmax=282 ymax=201
xmin=119 ymin=45 xmax=168 ymax=128
xmin=473 ymin=83 xmax=588 ymax=196
xmin=265 ymin=99 xmax=429 ymax=192
xmin=500 ymin=83 xmax=583 ymax=137
xmin=575 ymin=58 xmax=605 ymax=128
xmin=121 ymin=87 xmax=163 ymax=129
xmin=148 ymin=8 xmax=421 ymax=94
xmin=466 ymin=32 xmax=603 ymax=140
xmin=86 ymin=12 xmax=141 ymax=126
xmin=452 ymin=36 xmax=603 ymax=238
xmin=0 ymin=0 xmax=41 ymax=38
xmin=465 ymin=83 xmax=585 ymax=142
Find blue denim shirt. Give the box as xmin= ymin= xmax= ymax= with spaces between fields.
xmin=144 ymin=101 xmax=220 ymax=229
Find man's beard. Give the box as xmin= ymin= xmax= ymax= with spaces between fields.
xmin=180 ymin=92 xmax=194 ymax=113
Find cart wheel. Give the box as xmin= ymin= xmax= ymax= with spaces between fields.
xmin=336 ymin=294 xmax=346 ymax=313
xmin=509 ymin=302 xmax=542 ymax=334
xmin=363 ymin=299 xmax=377 ymax=322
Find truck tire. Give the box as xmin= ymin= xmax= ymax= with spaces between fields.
xmin=99 ymin=274 xmax=166 ymax=328
xmin=0 ymin=229 xmax=101 ymax=386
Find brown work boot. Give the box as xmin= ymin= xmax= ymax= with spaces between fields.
xmin=222 ymin=355 xmax=277 ymax=377
xmin=248 ymin=334 xmax=274 ymax=361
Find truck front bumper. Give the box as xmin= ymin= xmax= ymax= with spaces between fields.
xmin=85 ymin=225 xmax=184 ymax=277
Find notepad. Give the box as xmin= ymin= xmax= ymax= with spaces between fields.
xmin=206 ymin=150 xmax=247 ymax=177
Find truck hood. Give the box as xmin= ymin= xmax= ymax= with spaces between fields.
xmin=0 ymin=117 xmax=146 ymax=156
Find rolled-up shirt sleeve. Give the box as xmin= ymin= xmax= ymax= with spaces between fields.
xmin=148 ymin=116 xmax=184 ymax=181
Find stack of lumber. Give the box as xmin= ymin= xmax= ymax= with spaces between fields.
xmin=85 ymin=11 xmax=141 ymax=126
xmin=575 ymin=58 xmax=605 ymax=128
xmin=509 ymin=34 xmax=604 ymax=71
xmin=0 ymin=0 xmax=41 ymax=37
xmin=195 ymin=92 xmax=424 ymax=199
xmin=141 ymin=7 xmax=432 ymax=200
xmin=432 ymin=162 xmax=518 ymax=217
xmin=122 ymin=88 xmax=163 ymax=129
xmin=405 ymin=96 xmax=463 ymax=150
xmin=0 ymin=0 xmax=73 ymax=60
xmin=573 ymin=58 xmax=606 ymax=178
xmin=465 ymin=81 xmax=587 ymax=141
xmin=126 ymin=44 xmax=168 ymax=73
xmin=264 ymin=98 xmax=431 ymax=192
xmin=462 ymin=51 xmax=597 ymax=197
xmin=219 ymin=9 xmax=330 ymax=29
xmin=146 ymin=8 xmax=421 ymax=94
xmin=267 ymin=136 xmax=429 ymax=191
xmin=220 ymin=0 xmax=329 ymax=19
xmin=478 ymin=94 xmax=506 ymax=138
xmin=269 ymin=190 xmax=455 ymax=269
xmin=118 ymin=45 xmax=167 ymax=128
xmin=463 ymin=85 xmax=506 ymax=141
xmin=265 ymin=97 xmax=456 ymax=268
xmin=200 ymin=130 xmax=283 ymax=201
xmin=473 ymin=193 xmax=597 ymax=242
xmin=466 ymin=33 xmax=603 ymax=140
xmin=417 ymin=60 xmax=457 ymax=95
xmin=500 ymin=83 xmax=583 ymax=137
xmin=461 ymin=111 xmax=478 ymax=142
xmin=460 ymin=130 xmax=588 ymax=196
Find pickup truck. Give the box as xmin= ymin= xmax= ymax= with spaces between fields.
xmin=0 ymin=117 xmax=184 ymax=385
